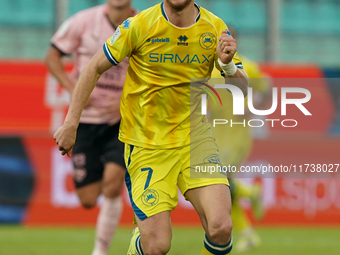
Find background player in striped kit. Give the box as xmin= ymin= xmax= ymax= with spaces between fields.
xmin=46 ymin=1 xmax=137 ymax=255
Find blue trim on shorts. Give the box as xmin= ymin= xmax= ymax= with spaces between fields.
xmin=125 ymin=145 xmax=148 ymax=220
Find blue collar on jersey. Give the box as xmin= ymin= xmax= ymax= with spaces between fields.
xmin=161 ymin=2 xmax=201 ymax=23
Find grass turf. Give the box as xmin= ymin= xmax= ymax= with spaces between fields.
xmin=0 ymin=226 xmax=339 ymax=255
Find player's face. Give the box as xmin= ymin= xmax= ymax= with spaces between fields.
xmin=107 ymin=0 xmax=131 ymax=9
xmin=166 ymin=0 xmax=194 ymax=11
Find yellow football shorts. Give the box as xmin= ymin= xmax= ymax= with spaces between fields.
xmin=124 ymin=137 xmax=229 ymax=221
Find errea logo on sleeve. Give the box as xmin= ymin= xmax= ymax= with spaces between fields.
xmin=122 ymin=19 xmax=131 ymax=29
xmin=110 ymin=27 xmax=121 ymax=45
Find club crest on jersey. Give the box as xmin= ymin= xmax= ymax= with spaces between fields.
xmin=141 ymin=189 xmax=159 ymax=207
xmin=199 ymin=32 xmax=217 ymax=50
xmin=110 ymin=27 xmax=121 ymax=45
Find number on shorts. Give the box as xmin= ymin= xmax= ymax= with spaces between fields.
xmin=141 ymin=167 xmax=153 ymax=190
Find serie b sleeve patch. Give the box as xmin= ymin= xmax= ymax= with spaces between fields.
xmin=110 ymin=27 xmax=121 ymax=45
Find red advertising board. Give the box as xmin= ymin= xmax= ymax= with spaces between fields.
xmin=0 ymin=61 xmax=339 ymax=226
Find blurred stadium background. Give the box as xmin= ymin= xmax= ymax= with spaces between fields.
xmin=0 ymin=0 xmax=340 ymax=254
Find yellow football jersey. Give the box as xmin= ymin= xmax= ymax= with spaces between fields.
xmin=104 ymin=2 xmax=243 ymax=149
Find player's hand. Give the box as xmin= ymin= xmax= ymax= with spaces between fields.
xmin=53 ymin=124 xmax=77 ymax=157
xmin=217 ymin=30 xmax=237 ymax=64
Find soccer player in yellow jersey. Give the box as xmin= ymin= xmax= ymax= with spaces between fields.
xmin=54 ymin=1 xmax=248 ymax=255
xmin=210 ymin=26 xmax=271 ymax=253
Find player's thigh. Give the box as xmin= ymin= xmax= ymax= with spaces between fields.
xmin=185 ymin=184 xmax=232 ymax=232
xmin=76 ymin=181 xmax=102 ymax=208
xmin=102 ymin=162 xmax=125 ymax=198
xmin=178 ymin=137 xmax=231 ymax=236
xmin=135 ymin=210 xmax=172 ymax=253
xmin=125 ymin=144 xmax=180 ymax=221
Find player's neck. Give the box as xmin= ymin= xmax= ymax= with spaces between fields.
xmin=163 ymin=1 xmax=198 ymax=27
xmin=106 ymin=4 xmax=133 ymax=28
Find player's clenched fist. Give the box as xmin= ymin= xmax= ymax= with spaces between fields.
xmin=53 ymin=124 xmax=77 ymax=157
xmin=217 ymin=30 xmax=237 ymax=65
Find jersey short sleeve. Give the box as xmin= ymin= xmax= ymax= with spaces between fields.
xmin=214 ymin=21 xmax=243 ymax=74
xmin=51 ymin=13 xmax=84 ymax=55
xmin=103 ymin=17 xmax=140 ymax=66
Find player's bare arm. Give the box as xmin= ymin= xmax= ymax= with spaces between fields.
xmin=53 ymin=49 xmax=113 ymax=156
xmin=217 ymin=30 xmax=249 ymax=96
xmin=46 ymin=46 xmax=75 ymax=94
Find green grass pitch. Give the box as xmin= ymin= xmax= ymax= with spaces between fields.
xmin=0 ymin=226 xmax=339 ymax=255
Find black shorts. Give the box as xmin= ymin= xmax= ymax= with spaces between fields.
xmin=72 ymin=122 xmax=125 ymax=188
